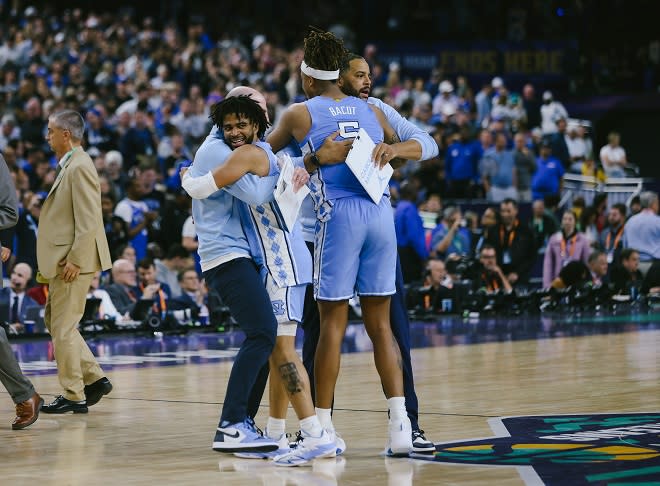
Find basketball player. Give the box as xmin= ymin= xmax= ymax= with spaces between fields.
xmin=266 ymin=28 xmax=414 ymax=456
xmin=182 ymin=90 xmax=337 ymax=465
xmin=297 ymin=52 xmax=439 ymax=453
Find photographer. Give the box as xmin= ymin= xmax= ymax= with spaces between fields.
xmin=475 ymin=244 xmax=513 ymax=294
xmin=430 ymin=206 xmax=472 ymax=261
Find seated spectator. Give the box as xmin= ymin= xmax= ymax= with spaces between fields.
xmin=609 ymin=249 xmax=643 ymax=295
xmin=623 ymin=191 xmax=660 ymax=277
xmin=599 ymin=131 xmax=627 ymax=178
xmin=0 ymin=263 xmax=38 ymax=334
xmin=475 ymin=244 xmax=512 ymax=294
xmin=408 ymin=259 xmax=453 ymax=314
xmin=599 ymin=203 xmax=626 ymax=265
xmin=429 ymin=206 xmax=471 ymax=260
xmin=105 ymin=259 xmax=160 ymax=320
xmin=543 ymin=210 xmax=591 ymax=288
xmin=587 ymin=250 xmax=609 ymax=287
xmin=87 ymin=271 xmax=121 ymax=322
xmin=137 ymin=258 xmax=170 ymax=317
xmin=395 ymin=182 xmax=428 ymax=284
xmin=169 ymin=268 xmax=208 ymax=319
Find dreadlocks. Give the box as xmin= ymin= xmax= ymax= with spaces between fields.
xmin=303 ymin=27 xmax=347 ymax=73
xmin=209 ymin=95 xmax=270 ymax=139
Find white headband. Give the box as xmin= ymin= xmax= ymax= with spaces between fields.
xmin=300 ymin=60 xmax=339 ymax=80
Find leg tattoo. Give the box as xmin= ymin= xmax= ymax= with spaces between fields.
xmin=279 ymin=362 xmax=303 ymax=394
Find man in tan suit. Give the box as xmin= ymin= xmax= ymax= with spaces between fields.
xmin=38 ymin=111 xmax=114 ymax=414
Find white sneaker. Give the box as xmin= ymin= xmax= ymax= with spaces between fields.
xmin=273 ymin=429 xmax=337 ymax=467
xmin=234 ymin=430 xmax=290 ymax=459
xmin=386 ymin=416 xmax=413 ymax=457
xmin=326 ymin=428 xmax=346 ymax=455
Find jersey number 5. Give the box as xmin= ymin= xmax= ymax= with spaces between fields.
xmin=338 ymin=121 xmax=359 ymax=139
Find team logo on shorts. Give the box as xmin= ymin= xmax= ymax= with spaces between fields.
xmin=412 ymin=413 xmax=660 ymax=485
xmin=271 ymin=300 xmax=285 ymax=316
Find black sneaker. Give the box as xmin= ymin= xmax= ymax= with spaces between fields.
xmin=411 ymin=429 xmax=435 ymax=453
xmin=85 ymin=377 xmax=113 ymax=406
xmin=41 ymin=395 xmax=88 ymax=414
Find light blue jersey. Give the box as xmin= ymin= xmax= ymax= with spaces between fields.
xmin=298 ymin=97 xmax=439 ymax=243
xmin=301 ymin=96 xmax=383 ymax=206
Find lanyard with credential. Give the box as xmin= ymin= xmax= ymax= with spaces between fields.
xmin=605 ymin=226 xmax=624 ymax=251
xmin=499 ymin=220 xmax=519 ymax=249
xmin=560 ymin=234 xmax=577 ymax=258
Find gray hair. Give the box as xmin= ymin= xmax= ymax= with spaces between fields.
xmin=639 ymin=191 xmax=658 ymax=209
xmin=49 ymin=110 xmax=85 ymax=141
xmin=442 ymin=206 xmax=460 ymax=221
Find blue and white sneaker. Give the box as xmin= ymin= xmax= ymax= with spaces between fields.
xmin=212 ymin=418 xmax=279 ymax=453
xmin=385 ymin=416 xmax=413 ymax=457
xmin=234 ymin=430 xmax=291 ymax=459
xmin=273 ymin=429 xmax=337 ymax=467
xmin=326 ymin=428 xmax=346 ymax=455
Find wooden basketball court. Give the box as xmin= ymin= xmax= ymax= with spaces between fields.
xmin=1 ymin=317 xmax=659 ymax=485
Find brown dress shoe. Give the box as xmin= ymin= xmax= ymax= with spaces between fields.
xmin=12 ymin=392 xmax=44 ymax=430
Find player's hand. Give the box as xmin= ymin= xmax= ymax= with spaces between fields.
xmin=291 ymin=167 xmax=309 ymax=193
xmin=58 ymin=259 xmax=80 ymax=283
xmin=316 ymin=131 xmax=353 ymax=165
xmin=179 ymin=167 xmax=189 ymax=180
xmin=1 ymin=246 xmax=10 ymax=262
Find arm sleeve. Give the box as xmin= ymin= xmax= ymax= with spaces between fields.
xmin=181 ymin=171 xmax=219 ymax=199
xmin=369 ymin=97 xmax=439 ymax=161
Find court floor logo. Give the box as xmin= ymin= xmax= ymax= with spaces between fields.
xmin=411 ymin=413 xmax=660 ymax=485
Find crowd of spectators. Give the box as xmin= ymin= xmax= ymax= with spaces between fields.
xmin=0 ymin=6 xmax=657 ymax=330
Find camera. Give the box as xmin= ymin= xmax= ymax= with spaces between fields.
xmin=445 ymin=256 xmax=482 ymax=281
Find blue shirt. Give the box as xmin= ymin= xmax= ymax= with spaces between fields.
xmin=623 ymin=210 xmax=660 ymax=261
xmin=531 ymin=156 xmax=564 ymax=200
xmin=394 ymin=200 xmax=429 ymax=260
xmin=481 ymin=147 xmax=515 ymax=188
xmin=430 ymin=223 xmax=472 ymax=258
xmin=445 ymin=140 xmax=479 ymax=182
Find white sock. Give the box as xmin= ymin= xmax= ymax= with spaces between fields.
xmin=300 ymin=415 xmax=324 ymax=438
xmin=387 ymin=397 xmax=407 ymax=421
xmin=315 ymin=407 xmax=333 ymax=430
xmin=266 ymin=417 xmax=286 ymax=439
